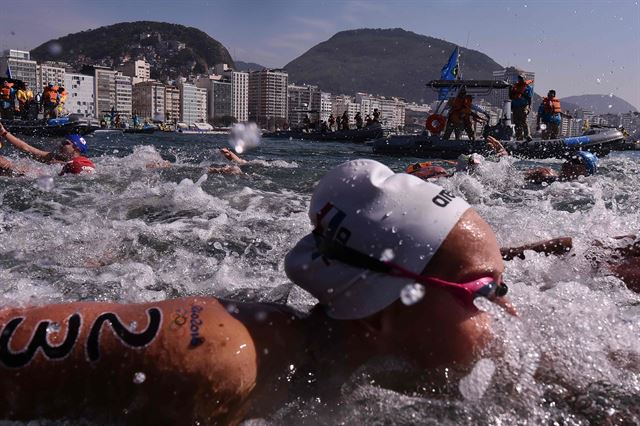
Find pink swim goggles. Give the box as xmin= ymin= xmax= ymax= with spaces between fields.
xmin=314 ymin=233 xmax=508 ymax=304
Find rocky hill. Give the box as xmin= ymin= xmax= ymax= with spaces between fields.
xmin=560 ymin=94 xmax=637 ymax=115
xmin=31 ymin=21 xmax=234 ymax=81
xmin=234 ymin=61 xmax=266 ymax=72
xmin=284 ymin=28 xmax=504 ymax=103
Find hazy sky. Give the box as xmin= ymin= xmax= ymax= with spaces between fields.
xmin=4 ymin=0 xmax=639 ymax=108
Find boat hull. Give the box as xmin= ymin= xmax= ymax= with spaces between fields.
xmin=3 ymin=118 xmax=98 ymax=137
xmin=264 ymin=124 xmax=383 ymax=143
xmin=371 ymin=128 xmax=625 ymax=159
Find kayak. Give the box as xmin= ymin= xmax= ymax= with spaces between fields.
xmin=371 ymin=128 xmax=625 ymax=159
xmin=264 ymin=123 xmax=384 ymax=143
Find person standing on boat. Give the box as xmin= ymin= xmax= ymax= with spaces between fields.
xmin=509 ymin=74 xmax=533 ymax=141
xmin=16 ymin=82 xmax=34 ymax=120
xmin=536 ymin=90 xmax=565 ymax=140
xmin=0 ymin=81 xmax=16 ymax=120
xmin=372 ymin=108 xmax=380 ymax=122
xmin=328 ymin=113 xmax=336 ymax=131
xmin=302 ymin=114 xmax=311 ymax=132
xmin=443 ymin=89 xmax=475 ymax=140
xmin=41 ymin=84 xmax=60 ymax=119
xmin=341 ymin=111 xmax=349 ymax=130
xmin=354 ymin=112 xmax=363 ymax=129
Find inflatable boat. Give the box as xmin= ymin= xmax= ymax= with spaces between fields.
xmin=3 ymin=116 xmax=100 ymax=137
xmin=371 ymin=128 xmax=625 ymax=159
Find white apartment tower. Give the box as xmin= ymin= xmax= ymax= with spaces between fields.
xmin=213 ymin=64 xmax=249 ymax=122
xmin=115 ymin=74 xmax=133 ymax=120
xmin=0 ymin=50 xmax=37 ymax=90
xmin=64 ymin=73 xmax=95 ymax=117
xmin=83 ymin=65 xmax=117 ymax=118
xmin=287 ymin=84 xmax=321 ymax=128
xmin=119 ymin=59 xmax=151 ymax=80
xmin=248 ymin=69 xmax=288 ymax=130
xmin=490 ymin=66 xmax=535 ymax=107
xmin=179 ymin=83 xmax=207 ymax=124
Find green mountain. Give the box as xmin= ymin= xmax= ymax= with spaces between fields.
xmin=284 ymin=28 xmax=503 ymax=103
xmin=234 ymin=61 xmax=266 ymax=72
xmin=31 ymin=21 xmax=234 ymax=81
xmin=560 ymin=94 xmax=637 ymax=115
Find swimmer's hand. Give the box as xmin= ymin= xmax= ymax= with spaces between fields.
xmin=485 ymin=136 xmax=508 ymax=157
xmin=220 ymin=148 xmax=247 ymax=165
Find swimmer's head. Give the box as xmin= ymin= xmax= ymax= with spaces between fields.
xmin=60 ymin=134 xmax=88 ymax=158
xmin=405 ymin=162 xmax=450 ymax=179
xmin=456 ymin=153 xmax=484 ymax=172
xmin=560 ymin=151 xmax=598 ymax=179
xmin=285 ymin=159 xmax=504 ymax=320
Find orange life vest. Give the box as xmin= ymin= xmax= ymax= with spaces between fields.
xmin=0 ymin=87 xmax=12 ymax=101
xmin=509 ymin=80 xmax=533 ymax=99
xmin=44 ymin=87 xmax=59 ymax=103
xmin=542 ymin=97 xmax=561 ymax=114
xmin=448 ymin=96 xmax=472 ymax=123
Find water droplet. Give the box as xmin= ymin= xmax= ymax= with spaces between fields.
xmin=35 ymin=176 xmax=55 ymax=192
xmin=46 ymin=322 xmax=61 ymax=334
xmin=400 ymin=283 xmax=426 ymax=305
xmin=213 ymin=242 xmax=223 ymax=250
xmin=527 ymin=58 xmax=532 ymax=63
xmin=383 ymin=211 xmax=392 ymax=218
xmin=129 ymin=321 xmax=138 ymax=331
xmin=133 ymin=372 xmax=146 ymax=384
xmin=596 ymin=78 xmax=602 ymax=84
xmin=380 ymin=248 xmax=395 ymax=261
xmin=608 ymin=104 xmax=613 ymax=109
xmin=254 ymin=311 xmax=267 ymax=321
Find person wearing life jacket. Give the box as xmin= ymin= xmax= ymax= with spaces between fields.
xmin=55 ymin=86 xmax=68 ymax=117
xmin=509 ymin=74 xmax=534 ymax=141
xmin=340 ymin=111 xmax=349 ymax=130
xmin=0 ymin=122 xmax=95 ymax=176
xmin=0 ymin=81 xmax=16 ymax=120
xmin=0 ymin=159 xmax=514 ymax=423
xmin=16 ymin=82 xmax=35 ymax=120
xmin=443 ymin=89 xmax=475 ymax=140
xmin=536 ymin=90 xmax=563 ymax=140
xmin=328 ymin=113 xmax=336 ymax=131
xmin=354 ymin=112 xmax=363 ymax=129
xmin=372 ymin=108 xmax=380 ymax=122
xmin=42 ymin=83 xmax=60 ymax=119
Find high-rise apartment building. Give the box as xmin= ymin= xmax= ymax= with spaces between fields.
xmin=287 ymin=84 xmax=321 ymax=127
xmin=179 ymin=83 xmax=207 ymax=124
xmin=82 ymin=65 xmax=117 ymax=119
xmin=320 ymin=92 xmax=332 ymax=122
xmin=196 ymin=75 xmax=231 ymax=121
xmin=379 ymin=97 xmax=406 ymax=130
xmin=133 ymin=81 xmax=166 ymax=121
xmin=0 ymin=50 xmax=37 ymax=90
xmin=119 ymin=59 xmax=151 ymax=80
xmin=164 ymin=85 xmax=181 ymax=123
xmin=115 ymin=74 xmax=133 ymax=120
xmin=64 ymin=73 xmax=95 ymax=117
xmin=37 ymin=63 xmax=66 ymax=91
xmin=332 ymin=94 xmax=360 ymax=126
xmin=248 ymin=69 xmax=288 ymax=130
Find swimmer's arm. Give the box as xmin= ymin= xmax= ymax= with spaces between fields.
xmin=500 ymin=237 xmax=573 ymax=260
xmin=485 ymin=136 xmax=509 ymax=157
xmin=0 ymin=125 xmax=50 ymax=161
xmin=220 ymin=148 xmax=248 ymax=165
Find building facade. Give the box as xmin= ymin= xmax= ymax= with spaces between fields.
xmin=332 ymin=94 xmax=360 ymax=126
xmin=164 ymin=85 xmax=181 ymax=123
xmin=64 ymin=73 xmax=95 ymax=117
xmin=115 ymin=74 xmax=133 ymax=120
xmin=83 ymin=65 xmax=117 ymax=119
xmin=37 ymin=63 xmax=66 ymax=91
xmin=0 ymin=49 xmax=37 ymax=90
xmin=179 ymin=83 xmax=207 ymax=124
xmin=248 ymin=69 xmax=288 ymax=130
xmin=320 ymin=92 xmax=332 ymax=122
xmin=132 ymin=81 xmax=165 ymax=121
xmin=230 ymin=70 xmax=248 ymax=122
xmin=119 ymin=59 xmax=151 ymax=80
xmin=287 ymin=84 xmax=321 ymax=128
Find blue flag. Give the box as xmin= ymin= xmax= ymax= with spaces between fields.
xmin=5 ymin=63 xmax=12 ymax=79
xmin=438 ymin=47 xmax=459 ymax=100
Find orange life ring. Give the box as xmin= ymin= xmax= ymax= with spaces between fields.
xmin=426 ymin=114 xmax=446 ymax=134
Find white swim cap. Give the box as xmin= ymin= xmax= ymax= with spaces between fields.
xmin=285 ymin=159 xmax=470 ymax=319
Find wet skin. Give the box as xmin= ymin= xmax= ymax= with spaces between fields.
xmin=0 ymin=209 xmax=511 ymax=423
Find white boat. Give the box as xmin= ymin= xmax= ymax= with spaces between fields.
xmin=175 ymin=122 xmax=229 ymax=135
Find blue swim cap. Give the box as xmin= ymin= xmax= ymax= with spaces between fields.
xmin=66 ymin=134 xmax=88 ymax=154
xmin=576 ymin=151 xmax=598 ymax=175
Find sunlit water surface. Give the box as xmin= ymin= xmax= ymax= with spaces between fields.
xmin=1 ymin=132 xmax=638 ymax=424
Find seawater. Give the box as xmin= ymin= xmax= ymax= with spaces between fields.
xmin=0 ymin=132 xmax=638 ymax=424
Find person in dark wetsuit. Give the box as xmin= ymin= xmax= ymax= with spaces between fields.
xmin=340 ymin=111 xmax=349 ymax=130
xmin=354 ymin=112 xmax=363 ymax=129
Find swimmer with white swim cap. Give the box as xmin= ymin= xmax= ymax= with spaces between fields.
xmin=0 ymin=159 xmax=512 ymax=423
